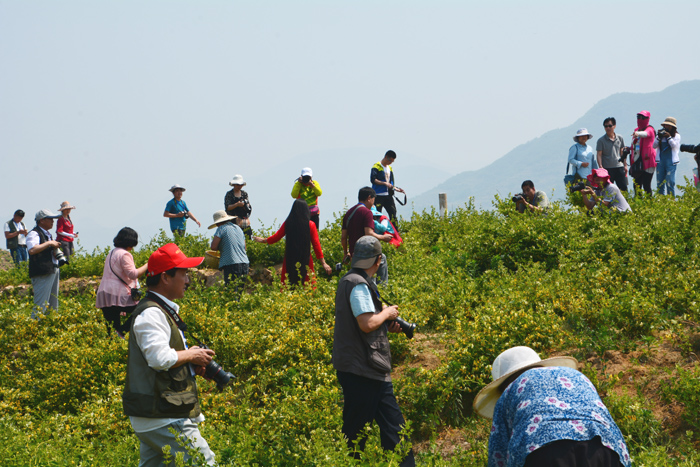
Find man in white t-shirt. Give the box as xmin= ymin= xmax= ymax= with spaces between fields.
xmin=4 ymin=209 xmax=29 ymax=264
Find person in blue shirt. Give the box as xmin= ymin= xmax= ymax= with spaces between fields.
xmin=209 ymin=210 xmax=249 ymax=292
xmin=163 ymin=184 xmax=201 ymax=237
xmin=568 ymin=129 xmax=599 ymax=181
xmin=474 ymin=346 xmax=630 ymax=467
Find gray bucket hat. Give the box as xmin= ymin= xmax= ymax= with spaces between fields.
xmin=351 ymin=236 xmax=383 ymax=269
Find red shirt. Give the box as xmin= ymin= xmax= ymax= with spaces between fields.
xmin=342 ymin=204 xmax=374 ymax=255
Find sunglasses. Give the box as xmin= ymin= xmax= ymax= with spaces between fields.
xmin=604 ymin=124 xmax=614 ymax=128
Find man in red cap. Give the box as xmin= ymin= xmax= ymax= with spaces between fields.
xmin=122 ymin=243 xmax=216 ymax=465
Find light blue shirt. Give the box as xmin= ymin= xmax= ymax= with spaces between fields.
xmin=568 ymin=143 xmax=598 ymax=178
xmin=213 ymin=223 xmax=248 ymax=267
xmin=349 ymin=283 xmax=376 ymax=317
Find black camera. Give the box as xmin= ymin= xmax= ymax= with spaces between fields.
xmin=681 ymin=144 xmax=700 ymax=156
xmin=512 ymin=193 xmax=524 ymax=202
xmin=570 ymin=182 xmax=587 ymax=193
xmin=389 ymin=317 xmax=417 ymax=339
xmin=183 ymin=211 xmax=190 ymax=219
xmin=199 ymin=344 xmax=234 ymax=391
xmin=301 ymin=175 xmax=312 ymax=184
xmin=619 ymin=146 xmax=631 ymax=163
xmin=658 ymin=128 xmax=669 ymax=139
xmin=53 ymin=248 xmax=69 ymax=267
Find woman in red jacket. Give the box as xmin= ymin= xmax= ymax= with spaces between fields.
xmin=254 ymin=199 xmax=332 ymax=285
xmin=56 ymin=201 xmax=78 ymax=259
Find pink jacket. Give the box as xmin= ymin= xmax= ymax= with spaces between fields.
xmin=95 ymin=248 xmax=140 ymax=308
xmin=632 ymin=112 xmax=657 ymax=170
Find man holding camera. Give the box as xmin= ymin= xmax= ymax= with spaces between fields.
xmin=332 ymin=236 xmax=415 ymax=466
xmin=164 ymin=184 xmax=201 ymax=237
xmin=515 ymin=180 xmax=550 ymax=214
xmin=27 ymin=209 xmax=63 ymax=319
xmin=122 ymin=243 xmax=216 ymax=466
xmin=681 ymin=143 xmax=700 ymax=192
xmin=596 ymin=117 xmax=628 ymax=192
xmin=4 ymin=209 xmax=29 ymax=265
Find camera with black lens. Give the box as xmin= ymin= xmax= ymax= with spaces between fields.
xmin=53 ymin=248 xmax=69 ymax=267
xmin=512 ymin=193 xmax=524 ymax=203
xmin=657 ymin=128 xmax=669 ymax=139
xmin=619 ymin=146 xmax=631 ymax=162
xmin=389 ymin=317 xmax=417 ymax=339
xmin=198 ymin=344 xmax=234 ymax=391
xmin=301 ymin=175 xmax=312 ymax=184
xmin=681 ymin=144 xmax=700 ymax=156
xmin=183 ymin=211 xmax=190 ymax=220
xmin=569 ymin=182 xmax=587 ymax=193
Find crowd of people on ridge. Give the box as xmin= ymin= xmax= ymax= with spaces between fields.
xmin=515 ymin=111 xmax=700 ymax=217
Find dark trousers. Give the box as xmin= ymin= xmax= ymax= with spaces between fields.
xmin=336 ymin=371 xmax=415 ymax=467
xmin=524 ymin=436 xmax=625 ymax=467
xmin=59 ymin=240 xmax=74 ymax=259
xmin=605 ymin=166 xmax=628 ymax=192
xmin=310 ymin=213 xmax=320 ymax=231
xmin=101 ymin=305 xmax=136 ymax=336
xmin=10 ymin=246 xmax=28 ymax=264
xmin=220 ymin=263 xmax=249 ymax=294
xmin=375 ymin=195 xmax=398 ymax=232
xmin=632 ymin=170 xmax=654 ymax=195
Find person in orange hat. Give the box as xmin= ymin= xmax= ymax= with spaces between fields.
xmin=122 ymin=243 xmax=216 ymax=466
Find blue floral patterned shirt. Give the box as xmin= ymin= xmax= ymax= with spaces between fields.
xmin=488 ymin=367 xmax=630 ymax=467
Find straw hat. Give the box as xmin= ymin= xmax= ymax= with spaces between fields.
xmin=473 ymin=346 xmax=578 ymax=419
xmin=208 ymin=210 xmax=237 ymax=229
xmin=229 ymin=175 xmax=246 ymax=186
xmin=661 ymin=117 xmax=677 ymax=129
xmin=573 ymin=128 xmax=593 ymax=142
xmin=58 ymin=201 xmax=76 ymax=211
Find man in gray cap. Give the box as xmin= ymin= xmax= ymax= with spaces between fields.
xmin=27 ymin=209 xmax=63 ymax=319
xmin=332 ymin=236 xmax=415 ymax=466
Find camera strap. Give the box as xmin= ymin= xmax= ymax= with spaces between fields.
xmin=351 ymin=268 xmax=393 ymax=307
xmin=145 ymin=291 xmax=188 ymax=333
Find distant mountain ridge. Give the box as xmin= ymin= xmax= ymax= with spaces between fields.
xmin=411 ymin=80 xmax=700 ymax=213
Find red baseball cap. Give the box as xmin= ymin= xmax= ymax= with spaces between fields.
xmin=146 ymin=243 xmax=204 ymax=276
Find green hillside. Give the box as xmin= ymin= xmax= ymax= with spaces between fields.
xmin=1 ymin=187 xmax=700 ymax=466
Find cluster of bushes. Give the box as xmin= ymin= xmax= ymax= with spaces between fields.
xmin=1 ymin=183 xmax=700 ymax=465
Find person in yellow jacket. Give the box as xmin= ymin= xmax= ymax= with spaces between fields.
xmin=291 ymin=167 xmax=323 ymax=229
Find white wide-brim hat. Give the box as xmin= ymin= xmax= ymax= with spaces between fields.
xmin=473 ymin=346 xmax=578 ymax=419
xmin=169 ymin=184 xmax=186 ymax=192
xmin=229 ymin=174 xmax=246 ymax=186
xmin=573 ymin=128 xmax=593 ymax=142
xmin=208 ymin=210 xmax=237 ymax=229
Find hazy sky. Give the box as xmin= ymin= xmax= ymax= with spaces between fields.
xmin=2 ymin=1 xmax=700 ymax=250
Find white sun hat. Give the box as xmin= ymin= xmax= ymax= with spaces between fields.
xmin=473 ymin=346 xmax=578 ymax=419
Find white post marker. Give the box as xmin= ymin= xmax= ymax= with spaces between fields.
xmin=439 ymin=193 xmax=448 ymax=217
